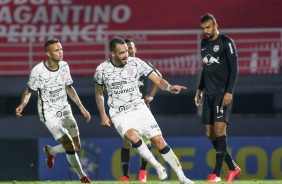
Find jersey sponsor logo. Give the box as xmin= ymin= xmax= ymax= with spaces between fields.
xmin=56 ymin=111 xmax=62 ymax=117
xmin=50 ymin=93 xmax=67 ymax=102
xmin=113 ymin=87 xmax=135 ymax=94
xmin=112 ymin=81 xmax=127 ymax=86
xmin=228 ymin=43 xmax=234 ymax=54
xmin=203 ymin=54 xmax=220 ymax=65
xmin=213 ymin=45 xmax=219 ymax=52
xmin=49 ymin=88 xmax=62 ymax=98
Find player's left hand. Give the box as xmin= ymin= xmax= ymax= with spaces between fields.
xmin=222 ymin=92 xmax=233 ymax=107
xmin=169 ymin=85 xmax=187 ymax=94
xmin=81 ymin=108 xmax=91 ymax=123
xmin=144 ymin=95 xmax=153 ymax=104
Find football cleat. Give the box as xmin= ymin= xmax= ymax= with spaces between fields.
xmin=43 ymin=145 xmax=55 ymax=169
xmin=205 ymin=174 xmax=221 ymax=182
xmin=225 ymin=166 xmax=241 ymax=182
xmin=138 ymin=170 xmax=147 ymax=182
xmin=179 ymin=176 xmax=195 ymax=184
xmin=80 ymin=176 xmax=91 ymax=183
xmin=156 ymin=166 xmax=167 ymax=181
xmin=120 ymin=176 xmax=130 ymax=182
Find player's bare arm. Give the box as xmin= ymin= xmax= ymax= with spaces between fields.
xmin=95 ymin=84 xmax=111 ymax=127
xmin=15 ymin=87 xmax=32 ymax=117
xmin=65 ymin=85 xmax=91 ymax=122
xmin=148 ymin=72 xmax=186 ymax=94
xmin=145 ymin=70 xmax=162 ymax=104
xmin=194 ymin=89 xmax=203 ymax=107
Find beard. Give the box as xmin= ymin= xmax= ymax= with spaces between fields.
xmin=114 ymin=55 xmax=127 ymax=66
xmin=204 ymin=32 xmax=215 ymax=40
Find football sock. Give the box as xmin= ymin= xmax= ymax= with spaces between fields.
xmin=213 ymin=135 xmax=227 ymax=176
xmin=121 ymin=148 xmax=130 ymax=176
xmin=66 ymin=151 xmax=86 ymax=179
xmin=212 ymin=139 xmax=236 ymax=170
xmin=140 ymin=146 xmax=151 ymax=170
xmin=132 ymin=139 xmax=162 ymax=169
xmin=49 ymin=144 xmax=65 ymax=155
xmin=160 ymin=145 xmax=185 ymax=178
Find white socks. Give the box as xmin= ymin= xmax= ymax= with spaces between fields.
xmin=161 ymin=149 xmax=185 ymax=178
xmin=134 ymin=140 xmax=162 ymax=169
xmin=66 ymin=153 xmax=86 ymax=179
xmin=49 ymin=144 xmax=65 ymax=155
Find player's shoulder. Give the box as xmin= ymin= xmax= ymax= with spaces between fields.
xmin=31 ymin=61 xmax=44 ymax=71
xmin=96 ymin=59 xmax=111 ymax=70
xmin=59 ymin=60 xmax=68 ymax=66
xmin=219 ymin=34 xmax=235 ymax=43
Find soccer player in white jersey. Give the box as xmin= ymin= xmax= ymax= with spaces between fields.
xmin=94 ymin=37 xmax=194 ymax=184
xmin=15 ymin=39 xmax=91 ymax=183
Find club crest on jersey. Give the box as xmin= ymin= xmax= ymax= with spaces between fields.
xmin=126 ymin=67 xmax=135 ymax=76
xmin=58 ymin=72 xmax=67 ymax=84
xmin=213 ymin=45 xmax=219 ymax=52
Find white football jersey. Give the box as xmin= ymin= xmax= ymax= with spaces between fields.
xmin=94 ymin=57 xmax=153 ymax=117
xmin=28 ymin=61 xmax=73 ymax=122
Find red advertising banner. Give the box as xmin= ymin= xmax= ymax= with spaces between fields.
xmin=0 ymin=0 xmax=281 ymax=75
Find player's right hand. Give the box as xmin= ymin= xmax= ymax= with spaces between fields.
xmin=194 ymin=90 xmax=202 ymax=107
xmin=101 ymin=114 xmax=112 ymax=127
xmin=15 ymin=105 xmax=23 ymax=117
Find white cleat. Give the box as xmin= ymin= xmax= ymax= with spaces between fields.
xmin=180 ymin=177 xmax=194 ymax=184
xmin=156 ymin=166 xmax=168 ymax=181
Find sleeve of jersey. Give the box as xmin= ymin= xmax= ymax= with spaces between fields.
xmin=225 ymin=38 xmax=239 ymax=94
xmin=93 ymin=64 xmax=104 ymax=85
xmin=27 ymin=67 xmax=39 ymax=91
xmin=147 ymin=61 xmax=161 ymax=77
xmin=139 ymin=59 xmax=153 ymax=77
xmin=65 ymin=63 xmax=73 ymax=85
xmin=198 ymin=71 xmax=205 ymax=91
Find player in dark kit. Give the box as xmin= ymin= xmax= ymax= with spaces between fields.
xmin=120 ymin=38 xmax=162 ymax=182
xmin=194 ymin=13 xmax=241 ymax=182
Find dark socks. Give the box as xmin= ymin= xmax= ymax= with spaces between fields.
xmin=213 ymin=135 xmax=227 ymax=176
xmin=121 ymin=148 xmax=130 ymax=177
xmin=212 ymin=138 xmax=236 ymax=170
xmin=140 ymin=146 xmax=151 ymax=170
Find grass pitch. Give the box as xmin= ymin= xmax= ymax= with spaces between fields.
xmin=3 ymin=180 xmax=282 ymax=184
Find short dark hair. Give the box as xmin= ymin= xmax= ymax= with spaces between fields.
xmin=44 ymin=38 xmax=59 ymax=51
xmin=109 ymin=37 xmax=125 ymax=52
xmin=201 ymin=13 xmax=216 ymax=24
xmin=124 ymin=38 xmax=133 ymax=43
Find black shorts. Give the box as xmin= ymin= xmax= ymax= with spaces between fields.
xmin=202 ymin=93 xmax=232 ymax=125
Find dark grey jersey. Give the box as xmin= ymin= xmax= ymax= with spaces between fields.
xmin=198 ymin=34 xmax=238 ymax=94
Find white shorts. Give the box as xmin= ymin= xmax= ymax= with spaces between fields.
xmin=111 ymin=103 xmax=162 ymax=142
xmin=43 ymin=110 xmax=79 ymax=140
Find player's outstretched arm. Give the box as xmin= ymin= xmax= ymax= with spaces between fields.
xmin=148 ymin=72 xmax=187 ymax=94
xmin=15 ymin=87 xmax=32 ymax=118
xmin=66 ymin=85 xmax=91 ymax=122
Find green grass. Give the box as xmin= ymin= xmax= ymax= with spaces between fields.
xmin=2 ymin=180 xmax=282 ymax=184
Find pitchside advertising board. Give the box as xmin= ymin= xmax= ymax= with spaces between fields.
xmin=39 ymin=137 xmax=282 ymax=181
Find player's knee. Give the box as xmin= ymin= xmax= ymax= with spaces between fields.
xmin=59 ymin=135 xmax=75 ymax=151
xmin=151 ymin=135 xmax=166 ymax=149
